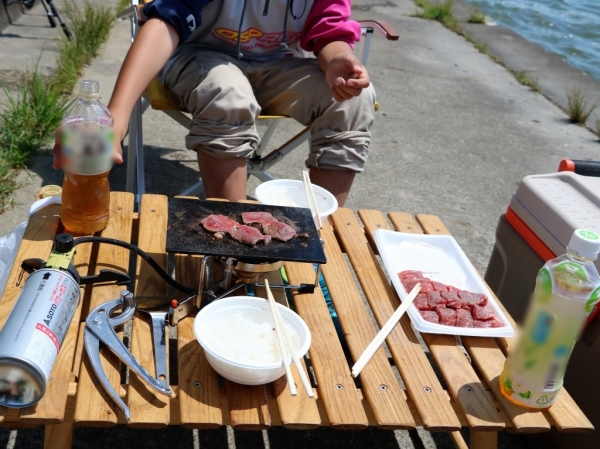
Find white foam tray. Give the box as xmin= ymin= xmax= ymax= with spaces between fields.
xmin=374 ymin=229 xmax=515 ymax=337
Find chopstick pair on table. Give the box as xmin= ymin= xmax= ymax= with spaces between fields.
xmin=351 ymin=283 xmax=422 ymax=378
xmin=264 ymin=279 xmax=314 ymax=398
xmin=302 ymin=169 xmax=323 ymax=230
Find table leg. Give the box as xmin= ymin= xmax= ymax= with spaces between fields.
xmin=44 ymin=421 xmax=74 ymax=449
xmin=470 ymin=430 xmax=498 ymax=449
xmin=450 ymin=431 xmax=469 ymax=449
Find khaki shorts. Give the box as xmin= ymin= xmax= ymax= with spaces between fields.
xmin=162 ymin=49 xmax=376 ymax=172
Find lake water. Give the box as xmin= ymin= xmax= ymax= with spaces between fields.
xmin=463 ymin=0 xmax=600 ymax=81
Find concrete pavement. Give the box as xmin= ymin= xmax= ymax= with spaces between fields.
xmin=0 ymin=0 xmax=599 ymax=447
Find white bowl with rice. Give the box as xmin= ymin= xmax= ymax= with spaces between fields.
xmin=194 ymin=296 xmax=311 ymax=385
xmin=255 ymin=179 xmax=338 ymax=221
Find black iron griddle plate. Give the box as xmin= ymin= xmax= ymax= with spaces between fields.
xmin=166 ymin=198 xmax=326 ymax=264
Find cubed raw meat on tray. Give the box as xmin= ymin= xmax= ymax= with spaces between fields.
xmin=436 ymin=308 xmax=457 ymax=326
xmin=455 ymin=308 xmax=474 ymax=328
xmin=420 ymin=310 xmax=440 ymax=324
xmin=446 ymin=284 xmax=462 ymax=293
xmin=403 ymin=277 xmax=429 ymax=292
xmin=473 ymin=319 xmax=504 ymax=328
xmin=427 ymin=291 xmax=446 ymax=309
xmin=399 ymin=270 xmax=424 ymax=280
xmin=419 ymin=282 xmax=434 ymax=293
xmin=441 ymin=291 xmax=462 ymax=308
xmin=431 ymin=281 xmax=448 ymax=292
xmin=458 ymin=291 xmax=487 ymax=307
xmin=414 ymin=293 xmax=430 ymax=311
xmin=470 ymin=304 xmax=496 ymax=321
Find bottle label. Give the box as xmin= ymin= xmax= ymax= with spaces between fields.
xmin=62 ymin=124 xmax=113 ymax=175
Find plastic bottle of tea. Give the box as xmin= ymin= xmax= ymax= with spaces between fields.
xmin=60 ymin=80 xmax=114 ymax=234
xmin=499 ymin=229 xmax=600 ymax=409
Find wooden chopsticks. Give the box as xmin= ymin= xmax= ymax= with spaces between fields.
xmin=302 ymin=169 xmax=323 ymax=230
xmin=264 ymin=279 xmax=314 ymax=398
xmin=351 ymin=283 xmax=422 ymax=378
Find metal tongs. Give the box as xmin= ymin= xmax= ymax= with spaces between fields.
xmin=83 ymin=290 xmax=172 ymax=421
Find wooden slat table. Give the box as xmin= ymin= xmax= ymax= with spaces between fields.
xmin=0 ymin=193 xmax=593 ymax=448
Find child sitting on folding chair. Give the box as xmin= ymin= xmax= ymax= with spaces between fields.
xmin=54 ymin=0 xmax=376 ymax=206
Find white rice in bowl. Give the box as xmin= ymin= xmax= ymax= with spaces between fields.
xmin=202 ymin=311 xmax=300 ymax=366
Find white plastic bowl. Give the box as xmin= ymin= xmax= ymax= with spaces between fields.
xmin=194 ymin=296 xmax=311 ymax=385
xmin=255 ymin=179 xmax=338 ymax=221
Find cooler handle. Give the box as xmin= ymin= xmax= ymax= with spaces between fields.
xmin=558 ymin=159 xmax=600 ymax=177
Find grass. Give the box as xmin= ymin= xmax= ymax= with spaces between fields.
xmin=0 ymin=1 xmax=117 ymax=211
xmin=596 ymin=118 xmax=600 ymax=137
xmin=566 ymin=87 xmax=598 ymax=124
xmin=54 ymin=1 xmax=116 ymax=93
xmin=515 ymin=70 xmax=539 ymax=92
xmin=468 ymin=8 xmax=487 ymax=24
xmin=414 ymin=0 xmax=459 ymax=30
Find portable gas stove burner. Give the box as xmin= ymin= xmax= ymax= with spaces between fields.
xmin=168 ymin=256 xmax=320 ymax=326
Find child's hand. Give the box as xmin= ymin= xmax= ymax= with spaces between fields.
xmin=53 ymin=126 xmax=124 ymax=169
xmin=325 ymin=53 xmax=370 ymax=102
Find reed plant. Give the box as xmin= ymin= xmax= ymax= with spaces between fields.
xmin=566 ymin=87 xmax=598 ymax=124
xmin=415 ymin=0 xmax=458 ymax=29
xmin=468 ymin=8 xmax=486 ymax=24
xmin=0 ymin=1 xmax=117 ymax=211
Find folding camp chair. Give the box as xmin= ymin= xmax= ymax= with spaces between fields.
xmin=117 ymin=2 xmax=399 ymax=206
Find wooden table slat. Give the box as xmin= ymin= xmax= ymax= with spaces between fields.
xmin=74 ymin=192 xmax=135 ymax=425
xmin=174 ymin=254 xmax=223 ymax=429
xmin=0 ymin=203 xmax=62 ymax=331
xmin=226 ymin=381 xmax=271 ymax=430
xmin=285 ymin=261 xmax=368 ymax=429
xmin=382 ymin=211 xmax=505 ymax=431
xmin=331 ymin=208 xmax=460 ymax=432
xmin=127 ymin=195 xmax=170 ymax=427
xmin=416 ymin=214 xmax=551 ymax=433
xmin=19 ymin=240 xmax=95 ymax=424
xmin=254 ymin=271 xmax=321 ymax=429
xmin=319 ymin=220 xmax=416 ymax=429
xmin=544 ymin=389 xmax=594 ymax=432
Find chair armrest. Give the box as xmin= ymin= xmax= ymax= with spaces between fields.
xmin=117 ymin=4 xmax=147 ymax=24
xmin=357 ymin=20 xmax=399 ymax=41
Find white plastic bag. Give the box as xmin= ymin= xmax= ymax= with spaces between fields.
xmin=0 ymin=196 xmax=62 ymax=297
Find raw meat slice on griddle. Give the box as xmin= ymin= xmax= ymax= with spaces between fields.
xmin=455 ymin=308 xmax=474 ymax=328
xmin=200 ymin=214 xmax=239 ymax=232
xmin=436 ymin=308 xmax=457 ymax=326
xmin=420 ymin=310 xmax=440 ymax=324
xmin=201 ymin=214 xmax=271 ymax=246
xmin=241 ymin=211 xmax=297 ymax=242
xmin=228 ymin=225 xmax=272 ymax=246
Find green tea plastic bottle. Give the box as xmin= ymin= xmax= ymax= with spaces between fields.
xmin=499 ymin=229 xmax=600 ymax=409
xmin=60 ymin=80 xmax=114 ymax=235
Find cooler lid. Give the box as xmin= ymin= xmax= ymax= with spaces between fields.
xmin=509 ymin=172 xmax=600 ymax=269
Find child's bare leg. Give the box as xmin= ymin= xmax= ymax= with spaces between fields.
xmin=309 ymin=167 xmax=355 ymax=207
xmin=197 ymin=152 xmax=247 ymax=202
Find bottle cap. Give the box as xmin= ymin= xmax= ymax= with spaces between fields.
xmin=40 ymin=185 xmax=62 ymax=198
xmin=78 ymin=79 xmax=101 ymax=100
xmin=567 ymin=229 xmax=600 ymax=259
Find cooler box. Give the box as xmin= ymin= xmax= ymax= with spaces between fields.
xmin=485 ymin=171 xmax=600 ymax=449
